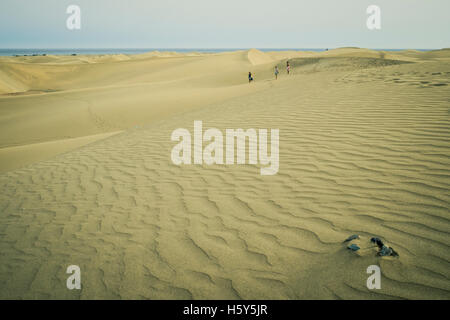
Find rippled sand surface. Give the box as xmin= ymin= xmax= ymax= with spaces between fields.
xmin=0 ymin=49 xmax=449 ymax=299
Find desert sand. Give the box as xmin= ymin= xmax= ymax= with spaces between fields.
xmin=0 ymin=48 xmax=449 ymax=299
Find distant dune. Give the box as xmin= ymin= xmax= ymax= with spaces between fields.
xmin=247 ymin=49 xmax=275 ymax=65
xmin=0 ymin=48 xmax=449 ymax=299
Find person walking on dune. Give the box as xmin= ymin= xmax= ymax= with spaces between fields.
xmin=248 ymin=71 xmax=254 ymax=83
xmin=274 ymin=66 xmax=279 ymax=80
xmin=286 ymin=61 xmax=291 ymax=75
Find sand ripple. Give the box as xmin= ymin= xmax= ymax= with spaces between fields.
xmin=0 ymin=57 xmax=449 ymax=299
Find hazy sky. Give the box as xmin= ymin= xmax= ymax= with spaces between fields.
xmin=1 ymin=0 xmax=449 ymax=49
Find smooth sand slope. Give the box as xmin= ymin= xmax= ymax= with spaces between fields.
xmin=0 ymin=48 xmax=449 ymax=299
xmin=0 ymin=50 xmax=271 ymax=170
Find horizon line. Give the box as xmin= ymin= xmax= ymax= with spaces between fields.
xmin=0 ymin=47 xmax=446 ymax=50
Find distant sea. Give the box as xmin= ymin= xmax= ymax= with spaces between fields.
xmin=0 ymin=48 xmax=434 ymax=56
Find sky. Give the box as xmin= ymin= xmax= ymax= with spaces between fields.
xmin=0 ymin=0 xmax=449 ymax=49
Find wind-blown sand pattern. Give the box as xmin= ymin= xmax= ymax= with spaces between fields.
xmin=0 ymin=48 xmax=449 ymax=299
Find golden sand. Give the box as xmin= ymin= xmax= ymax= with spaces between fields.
xmin=0 ymin=48 xmax=449 ymax=299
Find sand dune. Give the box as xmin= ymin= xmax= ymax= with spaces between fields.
xmin=0 ymin=48 xmax=449 ymax=299
xmin=247 ymin=49 xmax=275 ymax=65
xmin=0 ymin=50 xmax=270 ymax=149
xmin=0 ymin=131 xmax=122 ymax=173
